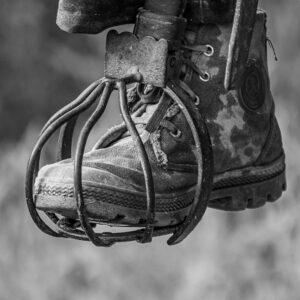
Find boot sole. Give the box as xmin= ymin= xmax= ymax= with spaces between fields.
xmin=35 ymin=156 xmax=286 ymax=226
xmin=210 ymin=155 xmax=286 ymax=211
xmin=210 ymin=171 xmax=286 ymax=211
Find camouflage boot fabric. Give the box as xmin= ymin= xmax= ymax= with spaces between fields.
xmin=181 ymin=9 xmax=286 ymax=210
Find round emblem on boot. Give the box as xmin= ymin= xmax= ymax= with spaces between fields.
xmin=240 ymin=60 xmax=266 ymax=111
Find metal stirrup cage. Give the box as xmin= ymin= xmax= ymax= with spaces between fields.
xmin=25 ymin=71 xmax=214 ymax=246
xmin=28 ymin=0 xmax=270 ymax=246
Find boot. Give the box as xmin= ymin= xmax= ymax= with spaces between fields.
xmin=28 ymin=4 xmax=286 ymax=245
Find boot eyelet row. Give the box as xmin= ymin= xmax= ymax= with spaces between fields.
xmin=204 ymin=45 xmax=214 ymax=57
xmin=199 ymin=72 xmax=211 ymax=82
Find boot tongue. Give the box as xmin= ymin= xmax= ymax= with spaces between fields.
xmin=94 ymin=85 xmax=169 ymax=149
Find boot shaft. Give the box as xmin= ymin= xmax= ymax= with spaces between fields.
xmin=182 ymin=10 xmax=284 ymax=172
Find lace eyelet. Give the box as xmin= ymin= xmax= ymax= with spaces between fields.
xmin=199 ymin=72 xmax=211 ymax=82
xmin=194 ymin=95 xmax=200 ymax=106
xmin=170 ymin=129 xmax=182 ymax=138
xmin=204 ymin=45 xmax=214 ymax=57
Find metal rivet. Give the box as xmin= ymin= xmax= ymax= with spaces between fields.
xmin=194 ymin=95 xmax=200 ymax=106
xmin=199 ymin=72 xmax=211 ymax=82
xmin=170 ymin=129 xmax=182 ymax=138
xmin=205 ymin=45 xmax=214 ymax=57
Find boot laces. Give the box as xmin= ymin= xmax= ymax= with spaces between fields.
xmin=93 ymin=83 xmax=184 ymax=152
xmin=181 ymin=42 xmax=214 ymax=82
xmin=129 ymin=84 xmax=182 ymax=138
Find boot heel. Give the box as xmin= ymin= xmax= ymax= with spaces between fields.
xmin=209 ymin=171 xmax=286 ymax=211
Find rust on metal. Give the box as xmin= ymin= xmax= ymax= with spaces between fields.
xmin=105 ymin=31 xmax=169 ymax=87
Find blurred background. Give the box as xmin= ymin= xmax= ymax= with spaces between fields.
xmin=0 ymin=0 xmax=299 ymax=299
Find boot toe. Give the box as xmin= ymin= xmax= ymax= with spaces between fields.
xmin=34 ymin=157 xmax=195 ymax=227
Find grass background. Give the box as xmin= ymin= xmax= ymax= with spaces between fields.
xmin=0 ymin=0 xmax=299 ymax=299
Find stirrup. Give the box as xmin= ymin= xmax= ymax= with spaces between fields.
xmin=25 ymin=29 xmax=214 ymax=247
